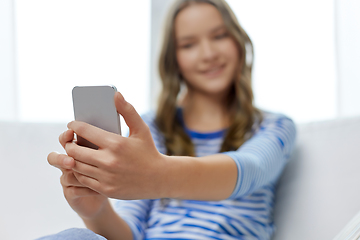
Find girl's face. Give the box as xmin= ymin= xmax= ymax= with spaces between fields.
xmin=175 ymin=3 xmax=239 ymax=97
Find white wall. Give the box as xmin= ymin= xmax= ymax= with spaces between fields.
xmin=336 ymin=0 xmax=360 ymax=118
xmin=0 ymin=0 xmax=17 ymax=120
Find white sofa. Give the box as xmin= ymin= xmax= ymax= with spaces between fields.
xmin=1 ymin=116 xmax=360 ymax=240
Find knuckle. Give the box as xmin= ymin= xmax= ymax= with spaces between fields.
xmin=66 ymin=130 xmax=74 ymax=141
xmin=59 ymin=130 xmax=72 ymax=146
xmin=57 ymin=153 xmax=65 ymax=162
xmin=65 ymin=144 xmax=76 ymax=157
xmin=124 ymin=101 xmax=134 ymax=113
xmin=103 ymin=185 xmax=116 ymax=196
xmin=108 ymin=137 xmax=124 ymax=151
xmin=106 ymin=158 xmax=119 ymax=169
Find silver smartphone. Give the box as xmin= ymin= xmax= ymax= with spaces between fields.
xmin=72 ymin=85 xmax=121 ymax=149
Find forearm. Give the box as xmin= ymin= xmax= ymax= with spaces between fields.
xmin=162 ymin=154 xmax=238 ymax=201
xmin=83 ymin=200 xmax=133 ymax=240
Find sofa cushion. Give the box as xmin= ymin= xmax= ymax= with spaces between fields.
xmin=273 ymin=116 xmax=360 ymax=240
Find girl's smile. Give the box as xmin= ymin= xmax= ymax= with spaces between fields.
xmin=199 ymin=63 xmax=226 ymax=79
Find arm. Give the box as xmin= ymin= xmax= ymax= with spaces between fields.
xmin=64 ymin=92 xmax=296 ymax=201
xmin=163 ymin=114 xmax=296 ymax=200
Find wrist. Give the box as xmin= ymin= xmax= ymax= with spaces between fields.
xmin=153 ymin=154 xmax=173 ymax=199
xmin=82 ymin=199 xmax=112 ymax=224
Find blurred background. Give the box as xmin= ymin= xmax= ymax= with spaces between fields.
xmin=0 ymin=0 xmax=359 ymax=239
xmin=1 ymin=0 xmax=360 ymax=127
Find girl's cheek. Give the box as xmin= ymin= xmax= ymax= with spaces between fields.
xmin=226 ymin=41 xmax=239 ymax=61
xmin=177 ymin=51 xmax=194 ymax=73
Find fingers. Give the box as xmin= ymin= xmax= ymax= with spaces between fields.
xmin=61 ymin=171 xmax=100 ymax=197
xmin=114 ymin=92 xmax=147 ymax=135
xmin=72 ymin=159 xmax=100 ymax=180
xmin=73 ymin=172 xmax=102 ymax=193
xmin=64 ymin=186 xmax=100 ymax=197
xmin=67 ymin=121 xmax=114 ymax=149
xmin=64 ymin=142 xmax=101 ymax=168
xmin=60 ymin=170 xmax=83 ymax=187
xmin=48 ymin=152 xmax=75 ymax=170
xmin=59 ymin=129 xmax=75 ymax=148
xmin=49 ymin=150 xmax=101 ymax=198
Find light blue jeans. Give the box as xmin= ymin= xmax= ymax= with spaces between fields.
xmin=36 ymin=228 xmax=107 ymax=240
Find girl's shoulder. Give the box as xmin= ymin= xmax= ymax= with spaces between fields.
xmin=259 ymin=110 xmax=294 ymax=124
xmin=253 ymin=110 xmax=296 ymax=136
xmin=258 ymin=110 xmax=294 ymax=124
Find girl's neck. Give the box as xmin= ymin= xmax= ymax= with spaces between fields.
xmin=180 ymin=91 xmax=231 ymax=133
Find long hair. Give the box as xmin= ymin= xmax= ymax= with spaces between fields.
xmin=156 ymin=0 xmax=262 ymax=157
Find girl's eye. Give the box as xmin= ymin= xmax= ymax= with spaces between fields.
xmin=180 ymin=43 xmax=194 ymax=49
xmin=214 ymin=32 xmax=228 ymax=40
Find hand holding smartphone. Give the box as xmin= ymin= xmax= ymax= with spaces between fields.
xmin=72 ymin=85 xmax=121 ymax=149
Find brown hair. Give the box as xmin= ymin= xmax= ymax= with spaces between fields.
xmin=156 ymin=0 xmax=261 ymax=156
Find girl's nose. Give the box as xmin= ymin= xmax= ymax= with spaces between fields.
xmin=199 ymin=39 xmax=218 ymax=62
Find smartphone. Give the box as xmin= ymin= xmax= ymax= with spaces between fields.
xmin=72 ymin=85 xmax=121 ymax=149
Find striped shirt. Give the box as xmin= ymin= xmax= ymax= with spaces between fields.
xmin=114 ymin=110 xmax=296 ymax=240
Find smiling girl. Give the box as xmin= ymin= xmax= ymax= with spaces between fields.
xmin=45 ymin=0 xmax=296 ymax=239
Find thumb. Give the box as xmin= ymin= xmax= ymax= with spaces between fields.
xmin=114 ymin=92 xmax=146 ymax=135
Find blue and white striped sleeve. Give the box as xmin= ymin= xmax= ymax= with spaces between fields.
xmin=114 ymin=199 xmax=152 ymax=240
xmin=224 ymin=112 xmax=296 ymax=199
xmin=113 ymin=112 xmax=165 ymax=240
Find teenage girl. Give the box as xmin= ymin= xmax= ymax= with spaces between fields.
xmin=46 ymin=0 xmax=296 ymax=239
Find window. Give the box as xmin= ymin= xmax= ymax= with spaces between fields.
xmin=2 ymin=0 xmax=359 ymax=126
xmin=14 ymin=0 xmax=150 ymax=133
xmin=227 ymin=0 xmax=337 ymax=123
